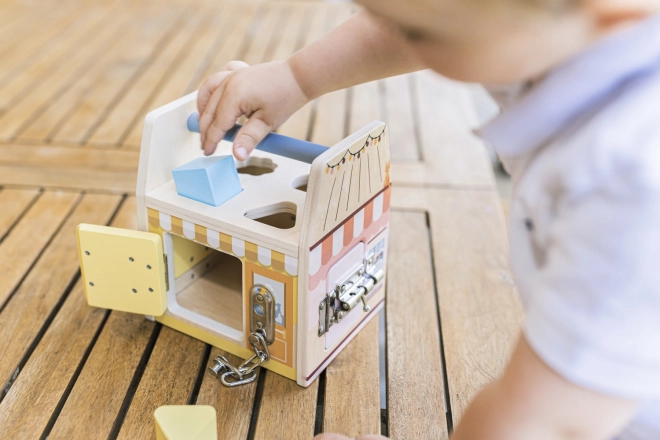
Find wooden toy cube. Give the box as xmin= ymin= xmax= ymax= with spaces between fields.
xmin=77 ymin=92 xmax=391 ymax=387
xmin=172 ymin=155 xmax=242 ymax=206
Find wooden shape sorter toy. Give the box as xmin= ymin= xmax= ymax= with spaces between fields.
xmin=76 ymin=92 xmax=392 ymax=387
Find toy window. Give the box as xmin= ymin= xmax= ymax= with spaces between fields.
xmin=170 ymin=234 xmax=244 ymax=336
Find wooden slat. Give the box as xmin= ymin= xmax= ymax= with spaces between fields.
xmin=0 ymin=191 xmax=80 ymax=308
xmin=391 ymin=71 xmax=494 ymax=188
xmin=120 ymin=2 xmax=258 ymax=147
xmin=0 ymin=197 xmax=135 ymax=439
xmin=116 ymin=327 xmax=206 ymax=440
xmin=17 ymin=3 xmax=184 ymax=143
xmin=191 ymin=1 xmax=262 ymax=90
xmin=195 ymin=348 xmax=259 ymax=440
xmin=0 ymin=6 xmax=109 ymax=114
xmin=0 ymin=188 xmax=40 ymax=241
xmin=384 ymin=74 xmax=420 ymax=161
xmin=391 ymin=186 xmax=522 ymax=423
xmin=242 ymin=3 xmax=285 ymax=66
xmin=0 ymin=141 xmax=138 ymax=193
xmin=0 ymin=193 xmax=121 ymax=437
xmin=253 ymin=373 xmax=318 ymax=440
xmin=0 ymin=5 xmax=137 ymax=141
xmin=0 ymin=4 xmax=64 ymax=59
xmin=85 ymin=7 xmax=210 ymax=146
xmin=47 ymin=312 xmax=156 ymax=439
xmin=50 ymin=7 xmax=188 ymax=144
xmin=385 ymin=210 xmax=448 ymax=440
xmin=322 ymin=318 xmax=381 ymax=436
xmin=349 ymin=80 xmax=381 ymax=134
xmin=0 ymin=3 xmax=85 ymax=83
xmin=0 ymin=144 xmax=138 ymax=170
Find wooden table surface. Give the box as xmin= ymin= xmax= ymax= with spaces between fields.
xmin=0 ymin=1 xmax=522 ymax=438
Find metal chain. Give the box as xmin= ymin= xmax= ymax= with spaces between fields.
xmin=208 ymin=329 xmax=270 ymax=387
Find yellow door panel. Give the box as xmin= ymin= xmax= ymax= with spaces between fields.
xmin=77 ymin=224 xmax=168 ymax=316
xmin=172 ymin=234 xmax=210 ymax=278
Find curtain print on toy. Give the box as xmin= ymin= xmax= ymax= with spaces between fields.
xmin=316 ymin=123 xmax=391 ymax=241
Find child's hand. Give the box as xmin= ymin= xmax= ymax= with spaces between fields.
xmin=197 ymin=60 xmax=310 ymax=159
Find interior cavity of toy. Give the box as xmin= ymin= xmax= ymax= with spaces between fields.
xmin=162 ymin=232 xmax=245 ymax=344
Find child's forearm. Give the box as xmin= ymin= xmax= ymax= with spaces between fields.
xmin=288 ymin=10 xmax=423 ymax=100
xmin=450 ymin=337 xmax=637 ymax=440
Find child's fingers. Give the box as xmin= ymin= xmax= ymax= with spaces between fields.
xmin=222 ymin=60 xmax=249 ymax=72
xmin=231 ymin=114 xmax=273 ymax=160
xmin=197 ymin=61 xmax=248 ymax=115
xmin=199 ymin=80 xmax=230 ymax=147
xmin=197 ymin=71 xmax=232 ymax=116
xmin=202 ymin=98 xmax=243 ymax=156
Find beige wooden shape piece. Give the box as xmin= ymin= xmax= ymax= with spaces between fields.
xmin=154 ymin=405 xmax=217 ymax=440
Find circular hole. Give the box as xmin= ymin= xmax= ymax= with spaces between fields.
xmin=146 ymin=265 xmax=152 ymax=270
xmin=254 ymin=304 xmax=265 ymax=316
xmin=85 ymin=251 xmax=90 ymax=256
xmin=190 ymin=256 xmax=194 ymax=263
xmin=149 ymin=287 xmax=154 ymax=292
xmin=89 ymin=282 xmax=94 ymax=287
xmin=129 ymin=257 xmax=134 ymax=262
xmin=132 ymin=288 xmax=137 ymax=293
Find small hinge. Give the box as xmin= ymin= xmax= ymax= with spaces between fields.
xmin=163 ymin=254 xmax=169 ymax=291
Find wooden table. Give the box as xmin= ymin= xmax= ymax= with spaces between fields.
xmin=0 ymin=1 xmax=522 ymax=438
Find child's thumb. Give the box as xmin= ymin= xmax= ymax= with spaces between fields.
xmin=232 ymin=116 xmax=272 ymax=161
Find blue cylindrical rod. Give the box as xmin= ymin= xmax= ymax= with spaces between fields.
xmin=187 ymin=112 xmax=326 ymax=164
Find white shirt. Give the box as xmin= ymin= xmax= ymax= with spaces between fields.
xmin=480 ymin=14 xmax=660 ymax=439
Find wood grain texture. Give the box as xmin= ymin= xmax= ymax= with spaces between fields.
xmin=0 ymin=6 xmax=109 ymax=115
xmin=253 ymin=372 xmax=318 ymax=440
xmin=0 ymin=144 xmax=138 ymax=193
xmin=0 ymin=188 xmax=39 ymax=241
xmin=323 ymin=317 xmax=381 ymax=437
xmin=391 ymin=186 xmax=522 ymax=424
xmin=0 ymin=193 xmax=120 ymax=392
xmin=17 ymin=3 xmax=184 ymax=143
xmin=0 ymin=197 xmax=135 ymax=440
xmin=386 ymin=211 xmax=448 ymax=440
xmin=0 ymin=4 xmax=137 ymax=141
xmin=86 ymin=7 xmax=210 ymax=146
xmin=195 ymin=347 xmax=259 ymax=440
xmin=116 ymin=327 xmax=207 ymax=440
xmin=122 ymin=1 xmax=258 ymax=147
xmin=0 ymin=190 xmax=80 ymax=308
xmin=389 ymin=71 xmax=495 ymax=189
xmin=47 ymin=311 xmax=156 ymax=439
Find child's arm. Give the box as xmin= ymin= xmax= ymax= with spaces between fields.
xmin=314 ymin=336 xmax=637 ymax=440
xmin=197 ymin=10 xmax=422 ymax=157
xmin=450 ymin=337 xmax=638 ymax=440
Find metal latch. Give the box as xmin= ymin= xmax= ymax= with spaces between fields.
xmin=208 ymin=284 xmax=275 ymax=386
xmin=318 ymin=252 xmax=384 ymax=337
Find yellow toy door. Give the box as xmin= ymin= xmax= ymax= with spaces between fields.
xmin=77 ymin=224 xmax=168 ymax=316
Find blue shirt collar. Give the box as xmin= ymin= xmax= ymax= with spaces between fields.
xmin=480 ymin=13 xmax=660 ymax=157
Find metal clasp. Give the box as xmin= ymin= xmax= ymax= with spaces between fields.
xmin=208 ymin=284 xmax=276 ymax=387
xmin=318 ymin=251 xmax=384 ymax=337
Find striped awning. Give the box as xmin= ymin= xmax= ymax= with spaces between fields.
xmin=147 ymin=208 xmax=298 ymax=276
